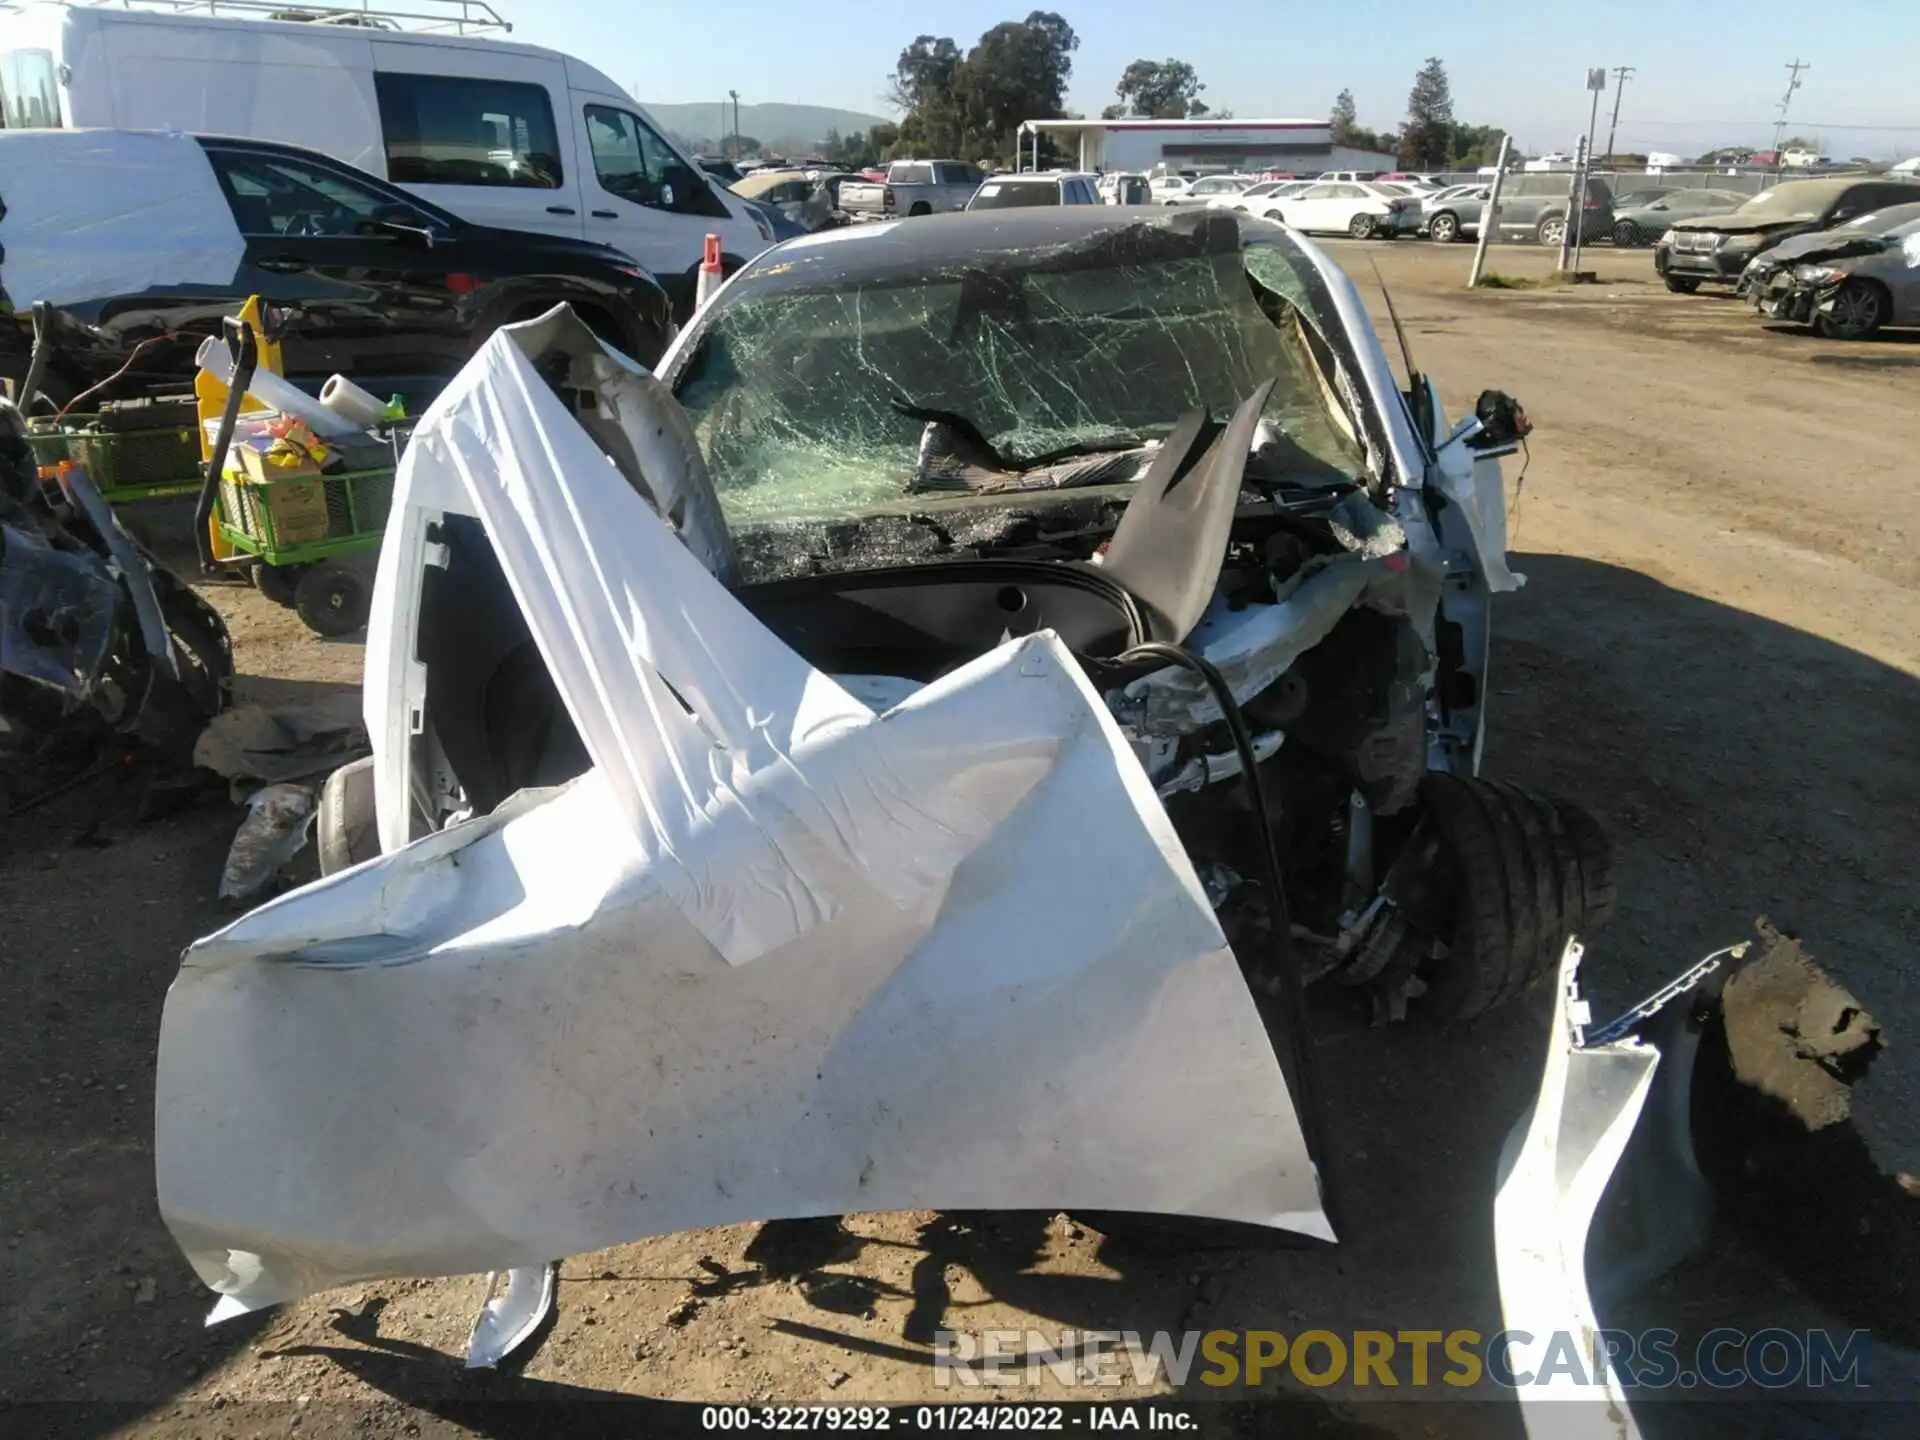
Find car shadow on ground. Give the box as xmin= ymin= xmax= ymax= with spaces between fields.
xmin=1492 ymin=553 xmax=1918 ymax=1358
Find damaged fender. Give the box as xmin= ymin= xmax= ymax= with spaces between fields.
xmin=155 ymin=323 xmax=1330 ymax=1318
xmin=1496 ymin=940 xmax=1746 ymax=1439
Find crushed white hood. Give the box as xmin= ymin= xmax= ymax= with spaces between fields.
xmin=155 ymin=320 xmax=1329 ymax=1316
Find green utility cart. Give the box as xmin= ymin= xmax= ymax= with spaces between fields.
xmin=27 ymin=400 xmax=204 ymax=504
xmin=211 ymin=459 xmax=400 ymax=635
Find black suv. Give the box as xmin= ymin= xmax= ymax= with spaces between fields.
xmin=1 ymin=134 xmax=676 ymax=411
xmin=1654 ymin=177 xmax=1920 ymax=292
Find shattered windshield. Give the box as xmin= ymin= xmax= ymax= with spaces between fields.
xmin=670 ymin=221 xmax=1370 ymax=529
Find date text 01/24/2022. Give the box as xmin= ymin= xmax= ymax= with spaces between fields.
xmin=701 ymin=1406 xmax=1194 ymax=1431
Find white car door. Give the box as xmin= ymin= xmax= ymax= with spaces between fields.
xmin=1282 ymin=182 xmax=1339 ymax=231
xmin=572 ymin=98 xmax=763 ymax=280
xmin=1325 ymin=183 xmax=1373 ymax=232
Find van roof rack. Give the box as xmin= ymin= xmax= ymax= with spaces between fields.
xmin=50 ymin=1 xmax=511 ymax=34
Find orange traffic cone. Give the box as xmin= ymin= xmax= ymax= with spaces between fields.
xmin=694 ymin=234 xmax=724 ymax=310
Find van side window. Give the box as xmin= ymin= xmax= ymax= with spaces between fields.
xmin=584 ymin=105 xmax=684 ymax=209
xmin=374 ymin=73 xmax=563 ymax=189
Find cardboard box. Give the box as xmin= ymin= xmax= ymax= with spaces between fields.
xmin=235 ymin=444 xmax=331 ymax=546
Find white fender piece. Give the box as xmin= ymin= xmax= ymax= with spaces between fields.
xmin=1496 ymin=940 xmax=1747 ymax=1440
xmin=154 ymin=323 xmax=1329 ymax=1320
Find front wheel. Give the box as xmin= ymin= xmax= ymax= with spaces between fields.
xmin=1814 ymin=279 xmax=1886 ymax=341
xmin=1349 ymin=212 xmax=1377 ymax=239
xmin=1428 ymin=212 xmax=1459 ymax=244
xmin=1663 ymin=274 xmax=1701 ymax=294
xmin=1536 ymin=215 xmax=1567 ymax=247
xmin=1612 ymin=220 xmax=1642 ymax=248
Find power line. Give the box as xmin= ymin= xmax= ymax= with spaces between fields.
xmin=1598 ymin=119 xmax=1920 ymax=131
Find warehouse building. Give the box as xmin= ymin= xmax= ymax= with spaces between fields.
xmin=1013 ymin=117 xmax=1397 ymax=176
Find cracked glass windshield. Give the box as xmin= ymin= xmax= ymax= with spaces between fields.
xmin=670 ymin=219 xmax=1370 ymax=528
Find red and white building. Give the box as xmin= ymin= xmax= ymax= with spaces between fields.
xmin=1014 ymin=117 xmax=1396 ymax=176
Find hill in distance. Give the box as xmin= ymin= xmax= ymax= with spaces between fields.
xmin=641 ymin=101 xmax=890 ymax=152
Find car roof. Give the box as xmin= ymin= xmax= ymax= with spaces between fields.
xmin=735 ymin=208 xmax=1282 ymax=293
xmin=1763 ymin=177 xmax=1910 ymax=203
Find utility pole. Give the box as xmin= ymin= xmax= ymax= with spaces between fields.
xmin=728 ymin=88 xmax=740 ymax=161
xmin=1772 ymin=60 xmax=1808 ymax=169
xmin=1562 ymin=70 xmax=1605 ymax=271
xmin=1603 ymin=65 xmax=1635 ymax=162
xmin=1468 ymin=133 xmax=1513 ymax=287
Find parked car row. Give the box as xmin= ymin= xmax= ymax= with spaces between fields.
xmin=1741 ymin=201 xmax=1920 ymax=340
xmin=1653 ymin=177 xmax=1920 ymax=297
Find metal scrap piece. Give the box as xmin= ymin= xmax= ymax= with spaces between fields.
xmin=465 ymin=1263 xmax=557 ymax=1369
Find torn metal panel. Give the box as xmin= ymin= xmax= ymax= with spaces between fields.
xmin=157 ymin=328 xmax=1328 ymax=1315
xmin=1496 ymin=940 xmax=1659 ymax=1438
xmin=465 ymin=1264 xmax=556 ymax=1370
xmin=1497 ymin=940 xmax=1745 ymax=1439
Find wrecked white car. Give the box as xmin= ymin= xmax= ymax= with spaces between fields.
xmin=156 ymin=210 xmax=1621 ymax=1349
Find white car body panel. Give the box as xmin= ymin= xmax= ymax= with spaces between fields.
xmin=154 ymin=319 xmax=1331 ymax=1318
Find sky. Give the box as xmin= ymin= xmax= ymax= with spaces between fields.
xmin=509 ymin=0 xmax=1920 ymax=160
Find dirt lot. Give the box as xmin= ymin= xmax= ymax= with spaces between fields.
xmin=3 ymin=239 xmax=1916 ymax=1436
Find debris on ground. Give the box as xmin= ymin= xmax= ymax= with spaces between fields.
xmin=217 ymin=782 xmax=315 ymax=903
xmin=193 ymin=693 xmax=367 ymax=791
xmin=1 ymin=399 xmax=231 ymax=816
xmin=1718 ymin=916 xmax=1882 ymax=1129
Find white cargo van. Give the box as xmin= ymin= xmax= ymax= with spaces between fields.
xmin=0 ymin=1 xmax=772 ymax=309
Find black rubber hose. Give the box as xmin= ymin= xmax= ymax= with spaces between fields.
xmin=1117 ymin=641 xmax=1329 ymax=1205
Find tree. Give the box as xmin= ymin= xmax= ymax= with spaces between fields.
xmin=1330 ymin=89 xmax=1359 ymax=146
xmin=887 ymin=13 xmax=1080 ymax=166
xmin=1112 ymin=59 xmax=1208 ymax=119
xmin=1399 ymin=57 xmax=1454 ymax=169
xmin=889 ymin=35 xmax=963 ymax=114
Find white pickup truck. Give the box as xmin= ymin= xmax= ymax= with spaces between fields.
xmin=839 ymin=160 xmax=986 ymax=218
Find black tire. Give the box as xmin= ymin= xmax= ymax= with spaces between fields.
xmin=1536 ymin=215 xmax=1567 ymax=247
xmin=907 ymin=202 xmax=932 ymax=217
xmin=250 ymin=561 xmax=306 ymax=608
xmin=1421 ymin=774 xmax=1520 ymax=1020
xmin=1613 ymin=220 xmax=1642 ymax=248
xmin=1813 ymin=279 xmax=1887 ymax=341
xmin=1417 ymin=774 xmax=1617 ymax=1021
xmin=1663 ymin=274 xmax=1701 ymax=294
xmin=1349 ymin=212 xmax=1377 ymax=239
xmin=1428 ymin=212 xmax=1459 ymax=244
xmin=294 ymin=564 xmax=371 ymax=638
xmin=1556 ymin=802 xmax=1618 ymax=932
